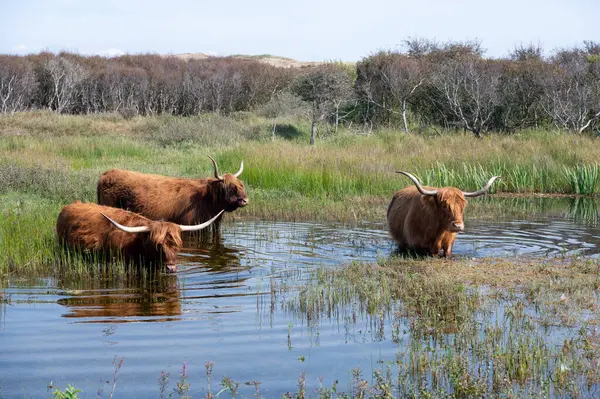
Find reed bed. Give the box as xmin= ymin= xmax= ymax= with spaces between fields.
xmin=279 ymin=257 xmax=600 ymax=397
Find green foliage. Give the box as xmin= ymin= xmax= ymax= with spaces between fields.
xmin=52 ymin=384 xmax=81 ymax=399
xmin=563 ymin=164 xmax=599 ymax=195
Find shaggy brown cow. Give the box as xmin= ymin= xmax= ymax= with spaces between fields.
xmin=56 ymin=202 xmax=224 ymax=272
xmin=96 ymin=156 xmax=247 ymax=231
xmin=387 ymin=171 xmax=500 ymax=257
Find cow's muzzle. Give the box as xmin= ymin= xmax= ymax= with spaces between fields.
xmin=166 ymin=264 xmax=178 ymax=273
xmin=238 ymin=197 xmax=249 ymax=207
xmin=451 ymin=222 xmax=465 ymax=232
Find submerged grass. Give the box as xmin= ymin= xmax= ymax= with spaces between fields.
xmin=281 ymin=256 xmax=600 ymax=397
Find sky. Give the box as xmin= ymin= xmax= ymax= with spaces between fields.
xmin=1 ymin=0 xmax=598 ymax=61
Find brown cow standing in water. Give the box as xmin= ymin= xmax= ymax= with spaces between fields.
xmin=96 ymin=156 xmax=247 ymax=231
xmin=56 ymin=202 xmax=224 ymax=272
xmin=387 ymin=171 xmax=500 ymax=257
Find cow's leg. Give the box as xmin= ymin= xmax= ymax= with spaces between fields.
xmin=431 ymin=237 xmax=444 ymax=257
xmin=441 ymin=233 xmax=457 ymax=257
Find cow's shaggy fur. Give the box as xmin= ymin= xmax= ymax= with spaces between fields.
xmin=387 ymin=186 xmax=468 ymax=257
xmin=57 ymin=202 xmax=191 ymax=271
xmin=96 ymin=162 xmax=247 ymax=231
xmin=388 ymin=172 xmax=499 ymax=257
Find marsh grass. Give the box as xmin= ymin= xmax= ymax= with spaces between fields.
xmin=2 ymin=112 xmax=600 ymax=276
xmin=0 ymin=164 xmax=96 ymax=202
xmin=281 ymin=257 xmax=600 ymax=397
xmin=564 ymin=164 xmax=600 ymax=195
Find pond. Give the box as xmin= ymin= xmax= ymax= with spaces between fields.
xmin=1 ymin=196 xmax=599 ymax=398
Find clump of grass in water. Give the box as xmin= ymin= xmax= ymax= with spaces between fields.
xmin=284 ymin=260 xmax=478 ymax=339
xmin=284 ymin=257 xmax=600 ymax=397
xmin=563 ymin=164 xmax=599 ymax=195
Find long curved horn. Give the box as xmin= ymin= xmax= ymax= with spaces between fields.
xmin=101 ymin=213 xmax=150 ymax=233
xmin=232 ymin=160 xmax=244 ymax=178
xmin=179 ymin=210 xmax=225 ymax=232
xmin=396 ymin=171 xmax=437 ymax=196
xmin=207 ymin=155 xmax=224 ymax=181
xmin=462 ymin=176 xmax=501 ymax=197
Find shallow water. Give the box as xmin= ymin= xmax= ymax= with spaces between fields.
xmin=1 ymin=197 xmax=599 ymax=397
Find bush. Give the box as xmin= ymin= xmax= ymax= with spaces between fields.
xmin=118 ymin=106 xmax=138 ymax=120
xmin=0 ymin=163 xmax=96 ymax=203
xmin=145 ymin=114 xmax=259 ymax=147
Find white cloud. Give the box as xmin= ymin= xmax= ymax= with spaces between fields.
xmin=98 ymin=48 xmax=125 ymax=57
xmin=12 ymin=44 xmax=29 ymax=53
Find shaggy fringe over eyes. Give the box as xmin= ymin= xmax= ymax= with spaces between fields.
xmin=437 ymin=188 xmax=467 ymax=216
xmin=149 ymin=224 xmax=183 ymax=251
xmin=222 ymin=174 xmax=245 ymax=197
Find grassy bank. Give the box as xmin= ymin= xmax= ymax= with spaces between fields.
xmin=1 ymin=111 xmax=599 ymax=276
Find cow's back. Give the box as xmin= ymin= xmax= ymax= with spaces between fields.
xmin=98 ymin=169 xmax=142 ymax=209
xmin=97 ymin=169 xmax=209 ymax=224
xmin=387 ymin=187 xmax=421 ymax=246
xmin=97 ymin=169 xmax=172 ymax=213
xmin=57 ymin=202 xmax=107 ymax=250
xmin=57 ymin=202 xmax=150 ymax=251
xmin=388 ymin=186 xmax=443 ymax=249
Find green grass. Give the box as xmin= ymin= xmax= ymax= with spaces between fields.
xmin=564 ymin=164 xmax=600 ymax=195
xmin=1 ymin=111 xmax=600 ymax=276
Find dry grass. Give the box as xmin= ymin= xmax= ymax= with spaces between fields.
xmin=381 ymin=256 xmax=599 ymax=288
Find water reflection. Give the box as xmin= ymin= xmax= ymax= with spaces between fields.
xmin=55 ymin=236 xmax=253 ymax=322
xmin=180 ymin=234 xmax=247 ymax=272
xmin=471 ymin=195 xmax=600 ymax=227
xmin=57 ymin=274 xmax=182 ymax=322
xmin=565 ymin=196 xmax=599 ymax=226
xmin=461 ymin=196 xmax=600 ymax=258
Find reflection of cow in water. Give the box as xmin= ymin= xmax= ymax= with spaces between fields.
xmin=56 ymin=202 xmax=223 ymax=272
xmin=58 ymin=275 xmax=183 ymax=322
xmin=387 ymin=171 xmax=500 ymax=257
xmin=57 ymin=236 xmax=252 ymax=322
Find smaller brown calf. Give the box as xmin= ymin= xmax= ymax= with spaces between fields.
xmin=56 ymin=202 xmax=224 ymax=272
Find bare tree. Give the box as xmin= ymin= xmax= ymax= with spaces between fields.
xmin=542 ymin=47 xmax=600 ymax=133
xmin=509 ymin=43 xmax=544 ymax=62
xmin=0 ymin=56 xmax=37 ymax=113
xmin=402 ymin=37 xmax=440 ymax=57
xmin=379 ymin=54 xmax=426 ymax=132
xmin=44 ymin=55 xmax=88 ymax=113
xmin=497 ymin=58 xmax=547 ymax=131
xmin=292 ymin=64 xmax=353 ymax=145
xmin=430 ymin=56 xmax=502 ymax=137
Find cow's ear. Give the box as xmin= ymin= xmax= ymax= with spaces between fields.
xmin=421 ymin=195 xmax=438 ymax=206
